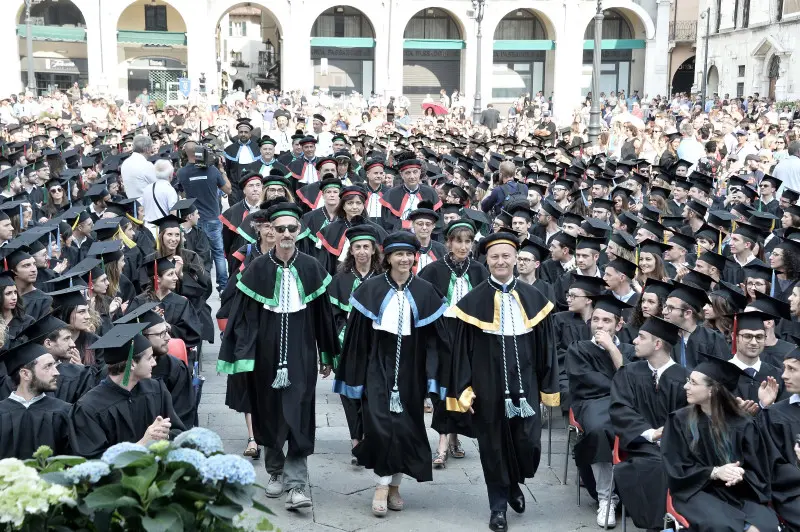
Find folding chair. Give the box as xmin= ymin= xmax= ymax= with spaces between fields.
xmin=564 ymin=408 xmax=583 ymax=504
xmin=168 ymin=338 xmax=188 ymax=366
xmin=217 ymin=318 xmax=228 ymax=334
xmin=608 ymin=436 xmax=627 ymax=531
xmin=663 ymin=490 xmax=690 ymax=531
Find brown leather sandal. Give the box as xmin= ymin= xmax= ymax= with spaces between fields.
xmin=432 ymin=450 xmax=448 ymax=468
xmin=449 ymin=439 xmax=466 ymax=459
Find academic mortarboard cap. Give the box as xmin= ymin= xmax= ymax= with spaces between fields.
xmin=682 ymin=269 xmax=715 ymax=292
xmin=639 ymin=238 xmax=671 ymax=256
xmin=781 ymin=188 xmax=800 ymax=203
xmin=552 ymin=231 xmax=577 ymax=251
xmin=48 ymin=285 xmax=87 ymax=309
xmin=640 ymin=205 xmax=663 ymax=223
xmin=589 ymin=293 xmax=632 ymax=317
xmin=172 ymin=198 xmax=197 ymax=218
xmin=153 ymin=214 xmax=184 ymax=231
xmin=674 ymin=158 xmax=693 ymax=169
xmin=0 ymin=270 xmax=15 ymax=287
xmin=0 ymin=341 xmax=50 ymax=376
xmin=628 ymin=172 xmax=649 ymax=187
xmin=649 ymin=186 xmax=671 ymax=201
xmin=114 ymin=301 xmax=164 ymax=329
xmin=518 ymin=238 xmax=550 ymax=262
xmin=606 ymin=257 xmax=637 ymax=279
xmin=642 ymin=278 xmax=673 ymax=300
xmin=494 ymin=210 xmax=513 ymax=228
xmin=640 ymin=220 xmax=666 ymax=240
xmin=441 ymin=204 xmax=461 ymax=216
xmin=733 ymin=221 xmax=766 ymax=243
xmin=611 ymin=186 xmax=632 ymax=200
xmin=673 ymin=179 xmax=691 ymax=191
xmin=749 ymin=291 xmax=790 ymax=319
xmin=508 ymin=203 xmax=534 ymax=221
xmin=694 ymin=357 xmax=745 ymax=392
xmin=731 ymin=203 xmax=755 ymax=220
xmin=668 ymin=281 xmax=709 ymax=311
xmin=87 ymin=184 xmax=109 ymax=200
xmin=576 ymin=235 xmax=605 ymax=252
xmin=711 ymin=280 xmax=748 ymax=311
xmin=640 ymin=317 xmax=683 ymax=346
xmin=92 ymin=217 xmax=122 ymax=241
xmin=760 ymin=174 xmax=782 ymax=190
xmin=562 ymin=212 xmax=585 ymax=227
xmin=592 ymin=198 xmax=614 ymax=212
xmin=570 ymin=275 xmax=607 ymax=296
xmin=696 ymin=250 xmax=728 ymax=271
xmin=19 ymin=313 xmax=69 ymax=344
xmin=731 ymin=310 xmax=771 ymax=332
xmin=582 ymin=218 xmax=612 ymax=238
xmin=668 ymin=232 xmax=696 ymax=251
xmin=742 ymin=263 xmax=773 ymax=282
xmin=747 ymin=210 xmax=780 ymax=233
xmin=610 ymin=230 xmax=637 ymax=252
xmin=89 ymin=323 xmax=151 ymax=385
xmin=541 ymin=198 xmax=563 ymax=219
xmin=685 ymin=199 xmax=708 ymax=217
xmin=617 ymin=212 xmax=643 ymax=233
xmin=688 ymin=176 xmax=713 ymax=194
xmin=143 ymin=254 xmax=177 ymax=278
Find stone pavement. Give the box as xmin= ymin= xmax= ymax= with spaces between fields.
xmin=198 ymin=296 xmax=646 ymax=531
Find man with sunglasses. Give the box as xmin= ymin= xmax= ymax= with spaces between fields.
xmin=218 ymin=201 xmax=337 ymax=512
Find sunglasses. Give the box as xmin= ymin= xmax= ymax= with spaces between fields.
xmin=273 ymin=224 xmax=299 ymax=234
xmin=49 ymin=187 xmax=62 ymax=193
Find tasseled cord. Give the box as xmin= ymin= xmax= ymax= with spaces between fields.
xmin=270 ymin=253 xmax=294 ymax=389
xmin=121 ymin=340 xmax=135 ymax=386
xmin=498 ymin=282 xmax=535 ymax=419
xmin=731 ymin=314 xmax=738 ymax=355
xmin=388 ymin=273 xmax=408 ymax=414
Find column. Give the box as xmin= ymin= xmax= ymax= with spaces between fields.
xmin=462 ymin=20 xmax=477 ymax=107
xmin=385 ymin=0 xmax=404 ymax=97
xmin=373 ymin=11 xmax=389 ymax=96
xmin=186 ymin=13 xmax=218 ymax=95
xmin=0 ymin=3 xmax=22 ymax=97
xmin=280 ymin=9 xmax=311 ymax=91
xmin=551 ymin=3 xmax=583 ymax=126
xmin=643 ymin=0 xmax=671 ymax=99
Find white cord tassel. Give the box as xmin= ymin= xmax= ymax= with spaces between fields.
xmin=272 ymin=265 xmax=291 ymax=389
xmin=505 ymin=396 xmax=521 ymax=418
xmin=272 ymin=366 xmax=290 ymax=389
xmin=518 ymin=397 xmax=536 ymax=418
xmin=389 ymin=387 xmax=404 ymax=413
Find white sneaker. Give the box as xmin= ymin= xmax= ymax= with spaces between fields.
xmin=264 ymin=474 xmax=284 ymax=498
xmin=285 ymin=487 xmax=313 ymax=510
xmin=596 ymin=499 xmax=616 ymax=528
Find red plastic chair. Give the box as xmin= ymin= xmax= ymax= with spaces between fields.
xmin=565 ymin=408 xmax=584 ymax=503
xmin=609 ymin=436 xmax=627 ymax=531
xmin=168 ymin=338 xmax=188 ymax=366
xmin=664 ymin=490 xmax=690 ymax=530
xmin=217 ymin=318 xmax=228 ymax=333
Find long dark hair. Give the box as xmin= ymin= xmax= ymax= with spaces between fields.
xmin=629 ymin=289 xmax=666 ymax=328
xmin=53 ymin=304 xmax=94 ymax=365
xmin=339 ymin=239 xmax=383 ymax=275
xmin=708 ymin=294 xmax=735 ymax=341
xmin=781 ymin=246 xmax=800 ymax=280
xmin=4 ymin=286 xmax=25 ymax=320
xmin=687 ymin=375 xmax=745 ymax=463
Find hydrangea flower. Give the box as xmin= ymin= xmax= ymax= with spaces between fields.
xmin=165 ymin=448 xmax=207 ymax=471
xmin=174 ymin=427 xmax=224 ymax=457
xmin=63 ymin=461 xmax=111 ymax=485
xmin=0 ymin=458 xmax=39 ymax=487
xmin=0 ymin=478 xmax=75 ymax=527
xmin=200 ymin=455 xmax=256 ymax=485
xmin=148 ymin=440 xmax=170 ymax=454
xmin=100 ymin=442 xmax=149 ymax=466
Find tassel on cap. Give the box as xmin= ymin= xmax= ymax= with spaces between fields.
xmin=154 ymin=261 xmax=159 ymax=292
xmin=121 ymin=340 xmax=135 ymax=386
xmin=731 ymin=314 xmax=738 ymax=355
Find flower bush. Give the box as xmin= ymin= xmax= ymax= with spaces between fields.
xmin=0 ymin=428 xmax=275 ymax=531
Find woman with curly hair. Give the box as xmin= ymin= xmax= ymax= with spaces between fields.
xmin=635 ymin=241 xmax=669 ymax=287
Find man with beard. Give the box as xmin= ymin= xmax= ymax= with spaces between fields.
xmin=288 ymin=136 xmax=321 ymax=189
xmin=217 ymin=202 xmax=338 ymax=511
xmin=69 ymin=323 xmax=185 ymax=457
xmin=0 ymin=341 xmax=71 ymax=458
xmin=223 ymin=119 xmax=259 ymax=204
xmin=610 ymin=317 xmax=689 ymax=530
xmin=116 ymin=302 xmax=196 ymax=429
xmin=381 ymin=155 xmax=442 ymax=231
xmin=246 ymin=135 xmax=291 ymax=179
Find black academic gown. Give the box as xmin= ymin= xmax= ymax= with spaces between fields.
xmin=661 ymin=407 xmax=779 ymax=532
xmin=733 ymin=359 xmax=789 ymax=403
xmin=762 ymin=339 xmax=797 ymax=368
xmin=152 ymin=353 xmax=196 ymax=430
xmin=287 ymin=157 xmax=319 ymax=194
xmin=379 ymin=184 xmax=442 ymax=232
xmin=444 ymin=278 xmax=561 ymax=490
xmin=413 ymin=240 xmax=447 ymax=275
xmin=34 ymin=267 xmax=58 ymax=291
xmin=69 ymin=378 xmax=185 ymax=458
xmin=21 ymin=288 xmax=52 ymax=322
xmin=6 ymin=314 xmax=34 ymax=345
xmin=530 ymin=278 xmax=555 ymax=302
xmin=552 ymin=311 xmax=590 ymax=411
xmin=246 ymin=158 xmax=290 ymax=180
xmin=0 ymin=396 xmax=72 ymax=459
xmin=554 ymin=269 xmax=604 ymax=311
xmin=315 ymin=219 xmax=388 ymax=276
xmin=759 ymin=398 xmax=800 ymax=529
xmin=183 ymin=225 xmax=213 ymax=275
xmin=224 ymin=141 xmax=259 ymax=204
xmin=129 ymin=291 xmax=203 ymax=348
xmin=671 ymin=326 xmax=730 ymax=369
xmin=335 ymin=274 xmax=448 ymax=480
xmin=539 ymin=258 xmax=569 ymax=284
xmin=609 ymin=361 xmax=689 ymax=529
xmin=419 ymin=256 xmax=489 ymax=437
xmin=174 ymin=250 xmax=213 ymax=344
xmin=567 ymin=339 xmax=636 ymax=467
xmin=219 ymin=200 xmax=255 ymax=272
xmin=51 ymin=362 xmax=101 ymax=404
xmin=301 ymin=206 xmax=336 ymax=240
xmin=133 ymin=225 xmax=157 ymax=258
xmin=217 ymin=249 xmax=338 ymax=457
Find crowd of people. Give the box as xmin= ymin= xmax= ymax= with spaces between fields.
xmin=2 ymin=81 xmax=800 ymax=532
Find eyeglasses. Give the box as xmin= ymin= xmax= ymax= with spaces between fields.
xmin=663 ymin=304 xmax=687 ymax=314
xmin=145 ymin=329 xmax=170 ymax=339
xmin=738 ymin=333 xmax=766 ymax=343
xmin=566 ymin=292 xmax=587 ymax=300
xmin=49 ymin=187 xmax=62 ymax=193
xmin=273 ymin=224 xmax=299 ymax=234
xmin=517 ymin=257 xmax=534 ymax=264
xmin=746 ymin=280 xmax=768 ymax=288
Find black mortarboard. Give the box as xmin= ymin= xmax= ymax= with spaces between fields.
xmin=617 ymin=212 xmax=643 ymax=234
xmin=610 ymin=230 xmax=637 ymax=252
xmin=407 ymin=201 xmax=440 ymax=222
xmin=782 ymin=188 xmax=800 ymax=203
xmin=639 ymin=238 xmax=671 ymax=256
xmin=760 ymin=174 xmax=782 ymax=190
xmin=570 ymin=275 xmax=607 ymax=295
xmin=592 ymin=198 xmax=614 ymax=212
xmin=48 ymin=285 xmax=87 ymax=309
xmin=748 ymin=210 xmax=780 ymax=233
xmin=640 ymin=220 xmax=666 ymax=240
xmin=143 ymin=254 xmax=176 ymax=279
xmin=0 ymin=341 xmax=50 ymax=375
xmin=541 ymin=199 xmax=563 ymax=219
xmin=668 ymin=232 xmax=697 ymax=251
xmin=606 ymin=257 xmax=637 ymax=279
xmin=682 ymin=269 xmax=715 ymax=292
xmin=576 ymin=236 xmax=604 ymax=251
xmin=589 ymin=293 xmax=632 ymax=317
xmin=694 ymin=357 xmax=744 ymax=392
xmin=640 ymin=317 xmax=682 ymax=346
xmin=172 ymin=198 xmax=197 ymax=218
xmin=115 ymin=301 xmax=164 ymax=328
xmin=696 ymin=250 xmax=729 ymax=272
xmin=685 ymin=199 xmax=708 ymax=217
xmin=89 ymin=323 xmax=151 ymax=384
xmin=733 ymin=221 xmax=766 ymax=243
xmin=518 ymin=238 xmax=549 ymax=262
xmin=749 ymin=291 xmax=790 ymax=319
xmin=711 ymin=280 xmax=748 ymax=311
xmin=668 ymin=281 xmax=709 ymax=312
xmin=733 ymin=310 xmax=770 ymax=332
xmin=642 ymin=278 xmax=673 ymax=300
xmin=742 ymin=263 xmax=773 ymax=282
xmin=552 ymin=231 xmax=577 ymax=251
xmin=562 ymin=212 xmax=585 ymax=227
xmin=153 ymin=214 xmax=184 ymax=231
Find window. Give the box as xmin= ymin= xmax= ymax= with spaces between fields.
xmin=738 ymin=65 xmax=745 ymax=77
xmin=229 ymin=19 xmax=247 ymax=37
xmin=584 ymin=10 xmax=633 ymax=39
xmin=311 ymin=7 xmax=373 ymax=38
xmin=403 ymin=8 xmax=462 ymax=40
xmin=494 ymin=10 xmax=547 ymax=40
xmin=231 ymin=52 xmax=243 ymax=63
xmin=144 ymin=5 xmax=167 ymax=32
xmin=742 ymin=0 xmax=750 ymax=27
xmin=784 ymin=0 xmax=800 ymax=16
xmin=736 ymin=82 xmax=744 ymax=98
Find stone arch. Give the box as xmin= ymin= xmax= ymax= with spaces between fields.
xmin=306 ymin=2 xmax=381 ymax=38
xmin=490 ymin=8 xmax=557 ymax=41
xmin=399 ymin=6 xmax=468 ymax=41
xmin=706 ymin=65 xmax=720 ymax=95
xmin=578 ymin=2 xmax=656 ymax=40
xmin=208 ymin=0 xmax=287 ymax=37
xmin=113 ymin=0 xmax=192 ymax=33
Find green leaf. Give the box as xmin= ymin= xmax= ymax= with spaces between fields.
xmin=156 ymin=480 xmax=176 ymax=498
xmin=141 ymin=508 xmax=181 ymax=532
xmin=207 ymin=503 xmax=243 ymax=520
xmin=47 ymin=455 xmax=87 ymax=467
xmin=222 ymin=484 xmax=254 ymax=507
xmin=251 ymin=499 xmax=276 ymax=515
xmin=40 ymin=471 xmax=72 ymax=486
xmin=256 ymin=517 xmax=275 ymax=531
xmin=168 ymin=502 xmax=195 ymax=529
xmin=121 ymin=462 xmax=159 ymax=499
xmin=112 ymin=451 xmax=155 ymax=469
xmin=84 ymin=485 xmax=140 ymax=510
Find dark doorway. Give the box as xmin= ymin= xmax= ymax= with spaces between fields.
xmin=672 ymin=56 xmax=695 ymax=95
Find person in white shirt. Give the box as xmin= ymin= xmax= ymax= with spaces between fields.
xmin=310 ymin=114 xmax=333 ymax=156
xmin=142 ymin=159 xmax=179 ymax=222
xmin=120 ymin=135 xmax=157 ymax=199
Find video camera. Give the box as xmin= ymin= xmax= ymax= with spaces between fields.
xmin=192 ymin=144 xmax=223 ymax=169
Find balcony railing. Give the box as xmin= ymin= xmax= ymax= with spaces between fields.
xmin=669 ymin=20 xmax=697 ymax=42
xmin=230 ymin=60 xmax=249 ymax=68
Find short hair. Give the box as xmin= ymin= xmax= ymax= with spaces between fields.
xmin=10 ymin=359 xmax=37 ymax=388
xmin=154 ymin=159 xmax=174 ymax=180
xmin=132 ymin=135 xmax=153 ymax=154
xmin=705 ymin=140 xmax=717 ymax=153
xmin=788 ymin=141 xmax=800 ymax=157
xmin=107 ymin=350 xmax=147 ymax=376
xmin=499 ymin=161 xmax=516 ymax=178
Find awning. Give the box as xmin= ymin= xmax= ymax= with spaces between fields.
xmin=17 ymin=25 xmax=86 ymax=43
xmin=117 ymin=30 xmax=187 ymax=46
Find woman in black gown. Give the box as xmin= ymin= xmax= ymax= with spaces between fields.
xmin=661 ymin=356 xmax=779 ymax=532
xmin=0 ymin=272 xmax=34 ymax=346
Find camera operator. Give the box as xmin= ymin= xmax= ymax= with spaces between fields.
xmin=177 ymin=141 xmax=232 ymax=294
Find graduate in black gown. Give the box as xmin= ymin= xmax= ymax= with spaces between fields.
xmin=296 ymin=156 xmax=339 ymax=211
xmin=220 ymin=170 xmax=264 ymax=272
xmin=514 ymin=238 xmax=554 ymax=302
xmin=335 ymin=231 xmax=447 ymax=517
xmin=747 ymin=291 xmax=797 ymax=367
xmin=418 ymin=219 xmax=488 ymax=466
xmin=379 ymin=157 xmax=442 ymax=232
xmin=728 ymin=311 xmax=790 ymax=405
xmin=223 ymin=119 xmax=260 ymax=204
xmin=69 ymin=323 xmax=185 ymax=458
xmin=609 ymin=317 xmax=689 ymax=530
xmin=0 ymin=340 xmax=71 ymax=459
xmin=443 ymin=233 xmax=560 ymax=532
xmin=175 ymin=199 xmax=213 ymax=275
xmin=8 ymin=244 xmax=52 ymax=321
xmin=49 ymin=284 xmax=103 ymax=368
xmin=327 ymin=225 xmax=383 ymax=465
xmin=566 ymin=294 xmax=635 ymax=526
xmin=300 ymin=177 xmax=342 ymax=239
xmin=617 ymin=278 xmax=671 ymax=345
xmin=0 ymin=271 xmax=34 ymax=345
xmin=661 ymin=357 xmax=779 ymax=532
xmin=663 ymin=282 xmax=729 ymax=369
xmin=218 ymin=202 xmax=338 ymax=512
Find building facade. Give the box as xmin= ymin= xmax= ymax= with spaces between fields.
xmin=6 ymin=0 xmax=672 ymax=120
xmin=694 ymin=0 xmax=800 ymax=101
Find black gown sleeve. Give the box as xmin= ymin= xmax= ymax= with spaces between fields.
xmin=661 ymin=410 xmax=714 ymax=501
xmin=610 ymin=368 xmax=653 ymax=447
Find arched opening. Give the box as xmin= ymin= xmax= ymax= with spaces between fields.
xmin=117 ymin=0 xmax=188 ymax=104
xmin=581 ymin=9 xmax=646 ymax=100
xmin=706 ymin=65 xmax=720 ymax=96
xmin=768 ymin=55 xmax=780 ymax=100
xmin=310 ymin=6 xmax=376 ymax=97
xmin=491 ymin=9 xmax=555 ymax=102
xmin=402 ymin=8 xmax=465 ymax=114
xmin=671 ymin=56 xmax=695 ymax=95
xmin=17 ymin=0 xmax=88 ymax=95
xmin=216 ymin=3 xmax=282 ymax=97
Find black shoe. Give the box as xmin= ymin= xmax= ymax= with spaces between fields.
xmin=508 ymin=485 xmax=525 ymax=514
xmin=489 ymin=511 xmax=507 ymax=531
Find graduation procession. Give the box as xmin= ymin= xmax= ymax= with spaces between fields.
xmin=5 ymin=92 xmax=800 ymax=532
